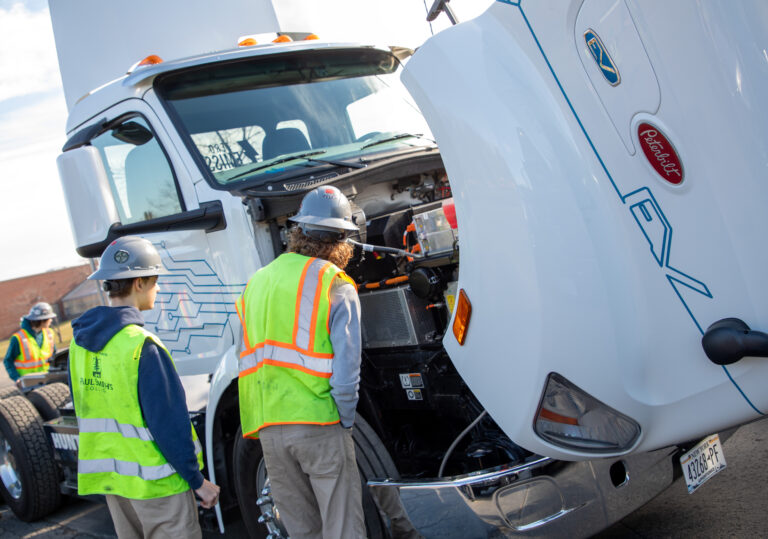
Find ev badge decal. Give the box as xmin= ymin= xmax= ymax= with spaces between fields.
xmin=584 ymin=29 xmax=620 ymax=86
xmin=638 ymin=123 xmax=684 ymax=185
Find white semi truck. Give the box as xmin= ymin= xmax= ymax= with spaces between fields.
xmin=0 ymin=0 xmax=765 ymax=537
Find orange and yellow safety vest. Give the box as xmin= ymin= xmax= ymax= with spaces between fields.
xmin=236 ymin=252 xmax=356 ymax=438
xmin=12 ymin=328 xmax=54 ymax=376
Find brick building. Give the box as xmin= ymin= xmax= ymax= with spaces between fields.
xmin=0 ymin=265 xmax=94 ymax=339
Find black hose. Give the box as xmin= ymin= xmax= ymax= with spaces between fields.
xmin=347 ymin=239 xmax=424 ymax=259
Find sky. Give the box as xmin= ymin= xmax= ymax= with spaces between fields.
xmin=0 ymin=0 xmax=84 ymax=281
xmin=0 ymin=0 xmax=491 ymax=283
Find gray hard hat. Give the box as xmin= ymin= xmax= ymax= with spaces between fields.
xmin=289 ymin=186 xmax=359 ymax=239
xmin=26 ymin=302 xmax=57 ymax=321
xmin=88 ymin=236 xmax=169 ymax=281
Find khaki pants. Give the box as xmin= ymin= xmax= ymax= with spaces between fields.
xmin=259 ymin=423 xmax=365 ymax=539
xmin=105 ymin=489 xmax=202 ymax=539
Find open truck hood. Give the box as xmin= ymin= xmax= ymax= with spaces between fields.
xmin=402 ymin=0 xmax=768 ymax=460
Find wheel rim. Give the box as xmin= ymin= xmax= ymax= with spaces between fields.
xmin=255 ymin=458 xmax=288 ymax=537
xmin=0 ymin=433 xmax=22 ymax=499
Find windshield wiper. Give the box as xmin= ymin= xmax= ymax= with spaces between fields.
xmin=227 ymin=150 xmax=328 ymax=182
xmin=305 ymin=157 xmax=366 ymax=169
xmin=361 ymin=133 xmax=430 ymax=149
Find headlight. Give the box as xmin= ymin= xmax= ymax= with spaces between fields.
xmin=534 ymin=372 xmax=640 ymax=453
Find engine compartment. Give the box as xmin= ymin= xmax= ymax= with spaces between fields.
xmin=245 ymin=156 xmax=528 ymax=478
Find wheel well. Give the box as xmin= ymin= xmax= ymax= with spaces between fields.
xmin=210 ymin=380 xmax=241 ymax=520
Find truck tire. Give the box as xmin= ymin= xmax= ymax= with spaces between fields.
xmin=27 ymin=383 xmax=71 ymax=421
xmin=233 ymin=414 xmax=398 ymax=539
xmin=0 ymin=385 xmax=23 ymax=400
xmin=0 ymin=396 xmax=61 ymax=521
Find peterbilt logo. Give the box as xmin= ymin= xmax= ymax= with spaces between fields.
xmin=638 ymin=123 xmax=684 ymax=185
xmin=584 ymin=29 xmax=620 ymax=86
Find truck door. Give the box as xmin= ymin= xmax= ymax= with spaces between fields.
xmin=60 ymin=99 xmax=246 ymax=405
xmin=401 ymin=0 xmax=768 ymax=460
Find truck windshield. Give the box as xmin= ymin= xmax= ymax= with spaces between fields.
xmin=156 ymin=48 xmax=433 ymax=189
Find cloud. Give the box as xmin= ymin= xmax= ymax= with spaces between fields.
xmin=0 ymin=2 xmax=82 ymax=281
xmin=0 ymin=2 xmax=62 ymax=104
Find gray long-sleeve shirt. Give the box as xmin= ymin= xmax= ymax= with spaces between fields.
xmin=328 ymin=279 xmax=362 ymax=428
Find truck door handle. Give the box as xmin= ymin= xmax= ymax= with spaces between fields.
xmin=702 ymin=317 xmax=768 ymax=365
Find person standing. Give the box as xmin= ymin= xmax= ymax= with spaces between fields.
xmin=237 ymin=185 xmax=365 ymax=538
xmin=69 ymin=236 xmax=219 ymax=538
xmin=4 ymin=302 xmax=57 ymax=386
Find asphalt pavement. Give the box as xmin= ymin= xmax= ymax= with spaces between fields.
xmin=1 ymin=416 xmax=766 ymax=537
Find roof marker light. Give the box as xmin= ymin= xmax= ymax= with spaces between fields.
xmin=238 ymin=38 xmax=258 ymax=47
xmin=273 ymin=35 xmax=293 ymax=43
xmin=304 ymin=34 xmax=319 ymax=40
xmin=137 ymin=55 xmax=163 ymax=67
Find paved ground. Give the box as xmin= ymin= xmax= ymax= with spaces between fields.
xmin=595 ymin=416 xmax=768 ymax=538
xmin=1 ymin=417 xmax=765 ymax=537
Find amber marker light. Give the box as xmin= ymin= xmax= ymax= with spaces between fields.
xmin=452 ymin=289 xmax=472 ymax=345
xmin=273 ymin=35 xmax=293 ymax=43
xmin=238 ymin=38 xmax=258 ymax=47
xmin=304 ymin=34 xmax=320 ymax=40
xmin=138 ymin=55 xmax=163 ymax=67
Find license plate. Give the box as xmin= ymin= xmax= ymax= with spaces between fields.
xmin=679 ymin=433 xmax=727 ymax=494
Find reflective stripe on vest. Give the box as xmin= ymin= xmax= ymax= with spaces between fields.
xmin=78 ymin=417 xmax=155 ymax=442
xmin=78 ymin=417 xmax=205 ymax=454
xmin=239 ymin=342 xmax=333 ymax=378
xmin=78 ymin=458 xmax=177 ymax=481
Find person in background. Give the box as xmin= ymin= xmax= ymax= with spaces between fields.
xmin=4 ymin=302 xmax=57 ymax=386
xmin=237 ymin=185 xmax=365 ymax=538
xmin=69 ymin=235 xmax=219 ymax=538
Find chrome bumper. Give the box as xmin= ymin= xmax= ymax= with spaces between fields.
xmin=367 ymin=446 xmax=677 ymax=538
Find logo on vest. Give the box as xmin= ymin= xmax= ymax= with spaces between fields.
xmin=92 ymin=357 xmax=102 ymax=378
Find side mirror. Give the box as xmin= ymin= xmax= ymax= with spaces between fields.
xmin=111 ymin=121 xmax=153 ymax=146
xmin=56 ymin=146 xmax=120 ymax=250
xmin=702 ymin=317 xmax=768 ymax=365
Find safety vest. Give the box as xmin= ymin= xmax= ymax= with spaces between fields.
xmin=69 ymin=324 xmax=203 ymax=499
xmin=237 ymin=252 xmax=356 ymax=438
xmin=13 ymin=328 xmax=53 ymax=376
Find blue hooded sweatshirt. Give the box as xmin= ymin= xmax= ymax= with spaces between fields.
xmin=70 ymin=306 xmax=203 ymax=491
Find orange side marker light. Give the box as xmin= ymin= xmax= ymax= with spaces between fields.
xmin=138 ymin=55 xmax=163 ymax=67
xmin=452 ymin=289 xmax=471 ymax=345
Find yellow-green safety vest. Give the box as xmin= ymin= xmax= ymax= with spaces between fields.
xmin=237 ymin=252 xmax=356 ymax=438
xmin=69 ymin=324 xmax=203 ymax=499
xmin=13 ymin=328 xmax=53 ymax=376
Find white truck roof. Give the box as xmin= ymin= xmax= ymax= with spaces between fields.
xmin=49 ymin=0 xmax=469 ymax=111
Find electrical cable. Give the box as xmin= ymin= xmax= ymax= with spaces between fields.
xmin=347 ymin=238 xmax=424 ymax=259
xmin=438 ymin=410 xmax=488 ymax=478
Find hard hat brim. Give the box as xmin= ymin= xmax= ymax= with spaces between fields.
xmin=88 ymin=266 xmax=170 ymax=281
xmin=289 ymin=214 xmax=359 ymax=232
xmin=25 ymin=313 xmax=57 ymax=321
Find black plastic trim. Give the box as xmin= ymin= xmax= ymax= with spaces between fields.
xmin=61 ymin=119 xmax=106 ymax=152
xmin=75 ymin=200 xmax=226 ymax=258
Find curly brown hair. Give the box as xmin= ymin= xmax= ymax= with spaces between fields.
xmin=286 ymin=227 xmax=354 ymax=269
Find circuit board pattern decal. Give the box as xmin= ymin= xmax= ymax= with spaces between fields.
xmin=143 ymin=242 xmax=246 ymax=356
